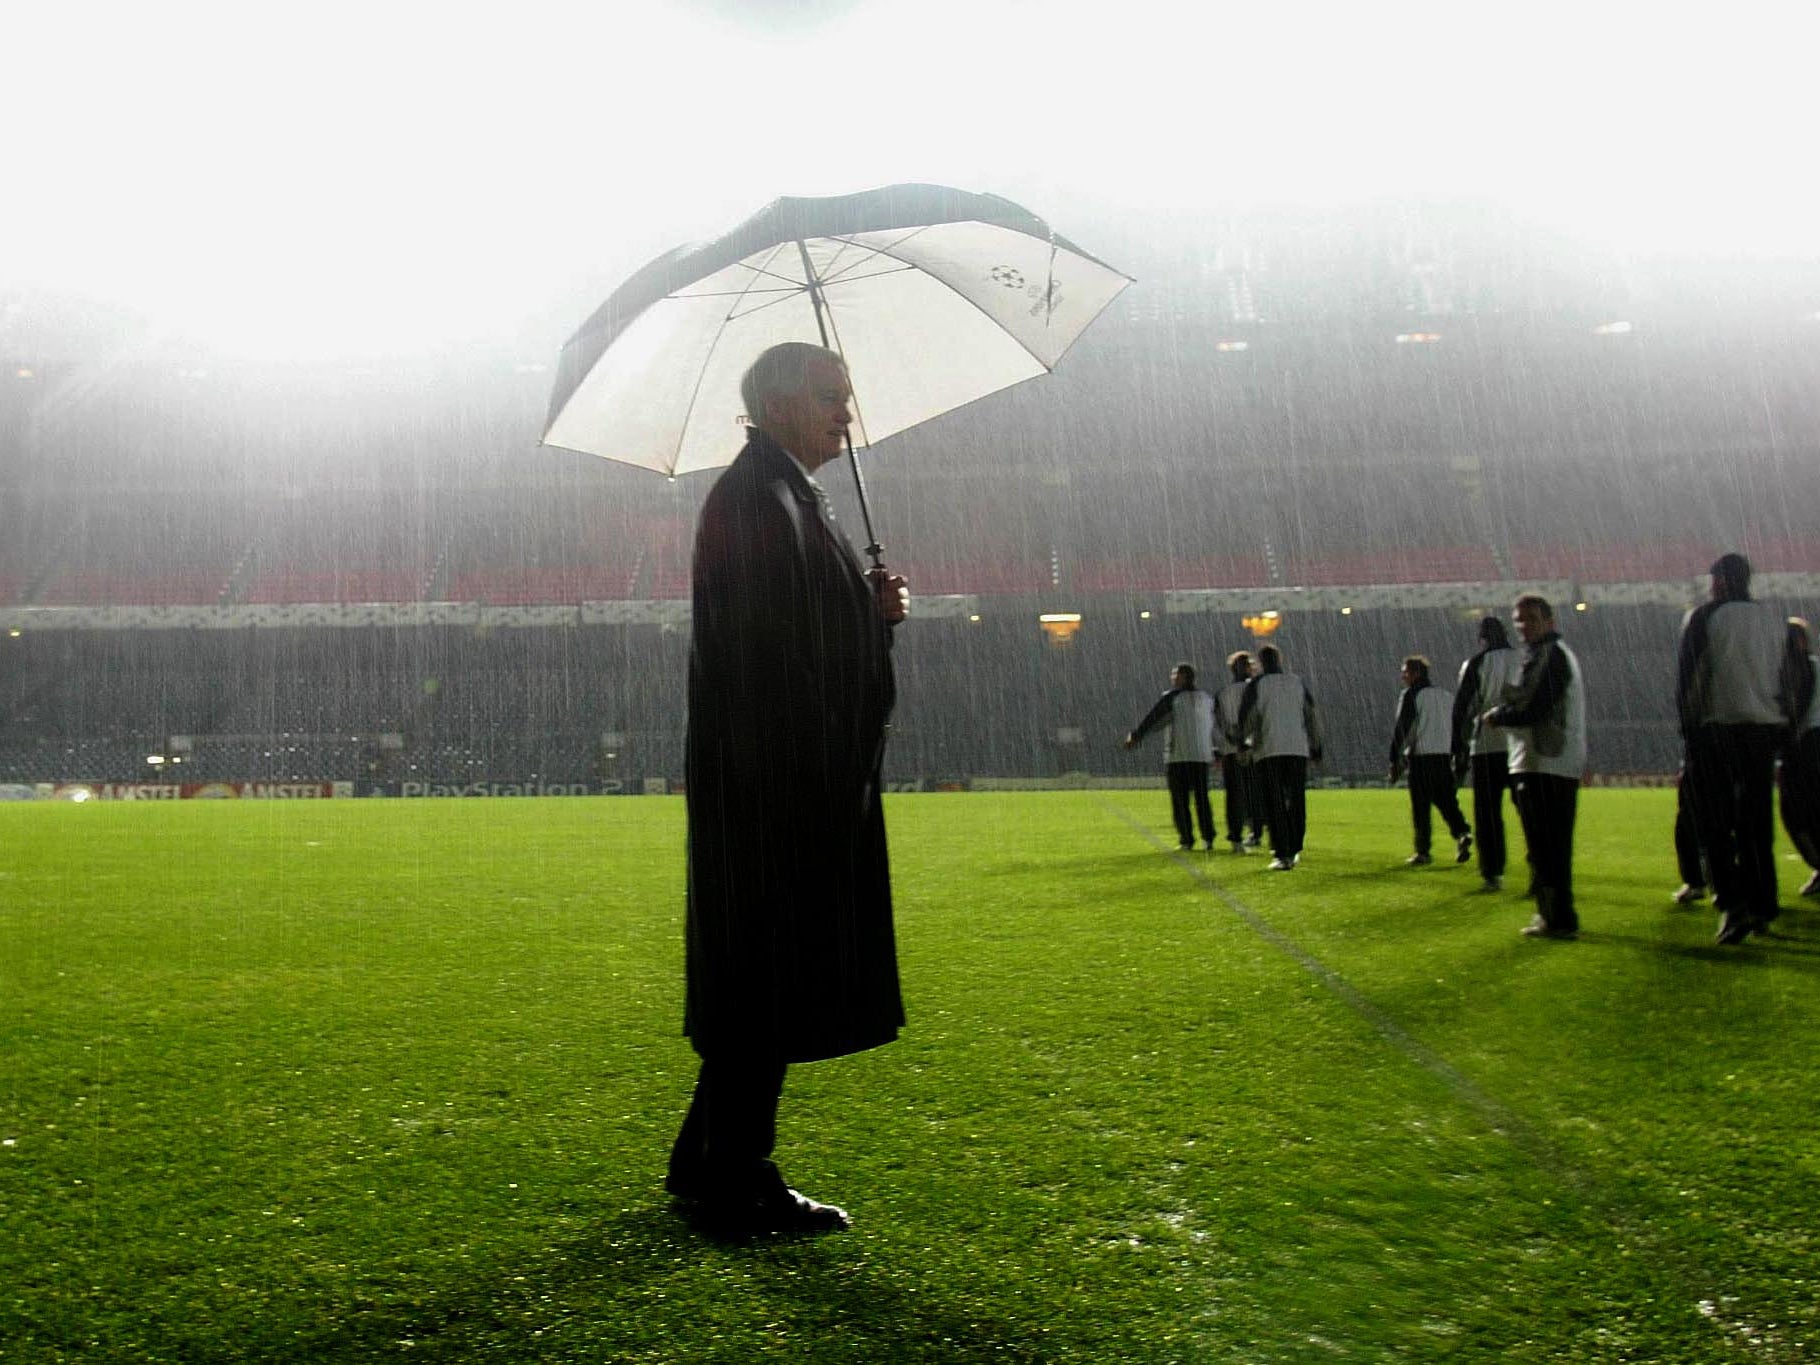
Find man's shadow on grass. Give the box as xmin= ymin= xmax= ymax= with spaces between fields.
xmin=257 ymin=1203 xmax=1060 ymax=1365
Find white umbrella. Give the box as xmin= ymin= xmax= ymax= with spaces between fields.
xmin=541 ymin=183 xmax=1130 ymax=566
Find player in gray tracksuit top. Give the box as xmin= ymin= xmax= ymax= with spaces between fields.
xmin=1484 ymin=594 xmax=1586 ymax=939
xmin=1389 ymin=655 xmax=1472 ymax=865
xmin=1453 ymin=616 xmax=1525 ymax=889
xmin=1126 ymin=662 xmax=1218 ymax=850
xmin=1237 ymin=644 xmax=1323 ymax=869
xmin=1677 ymin=552 xmax=1804 ymax=943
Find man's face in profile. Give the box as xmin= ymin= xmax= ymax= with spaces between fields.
xmin=1513 ymin=601 xmax=1551 ymax=645
xmin=766 ymin=356 xmax=852 ymax=471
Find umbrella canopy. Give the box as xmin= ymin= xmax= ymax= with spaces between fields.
xmin=541 ymin=183 xmax=1130 ymax=477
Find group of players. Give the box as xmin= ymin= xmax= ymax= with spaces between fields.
xmin=1126 ymin=556 xmax=1820 ymax=946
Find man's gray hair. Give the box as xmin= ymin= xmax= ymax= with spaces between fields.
xmin=740 ymin=342 xmax=847 ymax=431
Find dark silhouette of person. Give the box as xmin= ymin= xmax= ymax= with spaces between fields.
xmin=1779 ymin=617 xmax=1820 ymax=898
xmin=667 ymin=342 xmax=909 ymax=1235
xmin=1215 ymin=651 xmax=1264 ymax=851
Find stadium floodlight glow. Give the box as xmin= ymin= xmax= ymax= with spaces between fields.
xmin=7 ymin=628 xmax=19 ymax=637
xmin=1575 ymin=601 xmax=1589 ymax=613
xmin=13 ymin=368 xmax=33 ymax=380
xmin=146 ymin=754 xmax=166 ymax=767
xmin=1340 ymin=606 xmax=1353 ymax=616
xmin=1241 ymin=610 xmax=1282 ymax=637
xmin=1139 ymin=610 xmax=1152 ymax=620
xmin=1214 ymin=340 xmax=1250 ymax=353
xmin=1592 ymin=321 xmax=1634 ymax=335
xmin=1038 ymin=612 xmax=1083 ymax=645
xmin=1394 ymin=332 xmax=1442 ymax=344
xmin=968 ymin=614 xmax=982 ymax=623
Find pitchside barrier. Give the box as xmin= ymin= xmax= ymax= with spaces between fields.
xmin=3 ymin=773 xmax=1680 ymax=801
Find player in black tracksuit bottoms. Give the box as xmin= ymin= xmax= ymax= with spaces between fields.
xmin=1389 ymin=654 xmax=1472 ymax=865
xmin=1676 ymin=553 xmax=1805 ymax=944
xmin=1126 ymin=663 xmax=1218 ymax=850
xmin=1452 ymin=616 xmax=1525 ymax=891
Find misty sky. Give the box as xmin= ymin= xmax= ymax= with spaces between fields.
xmin=5 ymin=0 xmax=1815 ymax=362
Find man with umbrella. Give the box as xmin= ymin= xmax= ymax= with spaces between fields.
xmin=666 ymin=342 xmax=909 ymax=1236
xmin=540 ymin=183 xmax=1126 ymax=1233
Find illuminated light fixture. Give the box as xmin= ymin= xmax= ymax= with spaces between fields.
xmin=1139 ymin=610 xmax=1152 ymax=620
xmin=1592 ymin=320 xmax=1633 ymax=335
xmin=1241 ymin=610 xmax=1282 ymax=637
xmin=1039 ymin=611 xmax=1083 ymax=644
xmin=1340 ymin=606 xmax=1353 ymax=616
xmin=1214 ymin=339 xmax=1250 ymax=353
xmin=14 ymin=367 xmax=34 ymax=380
xmin=968 ymin=613 xmax=982 ymax=622
xmin=146 ymin=755 xmax=166 ymax=767
xmin=1575 ymin=601 xmax=1589 ymax=612
xmin=1394 ymin=332 xmax=1442 ymax=344
xmin=7 ymin=628 xmax=19 ymax=637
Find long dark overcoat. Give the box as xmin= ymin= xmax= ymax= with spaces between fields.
xmin=683 ymin=429 xmax=903 ymax=1064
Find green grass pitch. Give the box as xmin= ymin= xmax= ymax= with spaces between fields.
xmin=3 ymin=791 xmax=1817 ymax=1363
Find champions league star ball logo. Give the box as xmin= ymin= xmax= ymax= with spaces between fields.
xmin=989 ymin=265 xmax=1064 ymax=319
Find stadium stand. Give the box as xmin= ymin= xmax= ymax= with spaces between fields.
xmin=6 ymin=207 xmax=1817 ymax=791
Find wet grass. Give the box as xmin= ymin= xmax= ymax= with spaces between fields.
xmin=2 ymin=790 xmax=1817 ymax=1362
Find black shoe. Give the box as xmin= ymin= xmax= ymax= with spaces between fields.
xmin=685 ymin=1184 xmax=850 ymax=1238
xmin=1178 ymin=841 xmax=1194 ymax=852
xmin=1520 ymin=914 xmax=1576 ymax=941
xmin=1455 ymin=833 xmax=1473 ymax=864
xmin=1405 ymin=852 xmax=1433 ymax=866
xmin=1715 ymin=913 xmax=1755 ymax=946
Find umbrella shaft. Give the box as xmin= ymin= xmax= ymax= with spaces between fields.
xmin=796 ymin=237 xmax=884 ymax=572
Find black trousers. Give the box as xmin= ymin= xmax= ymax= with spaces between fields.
xmin=1408 ymin=754 xmax=1470 ymax=855
xmin=1167 ymin=761 xmax=1214 ymax=846
xmin=1674 ymin=763 xmax=1707 ymax=888
xmin=669 ymin=1053 xmax=788 ymax=1200
xmin=1220 ymin=754 xmax=1263 ymax=842
xmin=1470 ymin=754 xmax=1513 ymax=880
xmin=1257 ymin=755 xmax=1309 ymax=859
xmin=1686 ymin=723 xmax=1784 ymax=919
xmin=1778 ymin=729 xmax=1820 ymax=871
xmin=1512 ymin=773 xmax=1578 ymax=932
